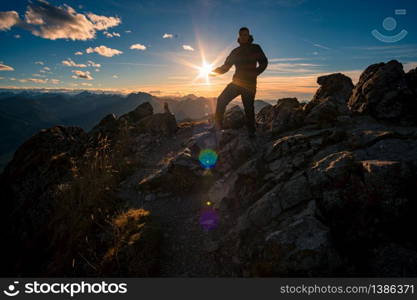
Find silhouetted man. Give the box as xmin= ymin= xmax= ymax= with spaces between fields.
xmin=210 ymin=27 xmax=268 ymax=138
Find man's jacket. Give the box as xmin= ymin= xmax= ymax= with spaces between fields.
xmin=214 ymin=38 xmax=268 ymax=90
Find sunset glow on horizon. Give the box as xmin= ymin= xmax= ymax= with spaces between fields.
xmin=1 ymin=0 xmax=417 ymax=100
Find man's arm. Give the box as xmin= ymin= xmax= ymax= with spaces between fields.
xmin=212 ymin=50 xmax=234 ymax=75
xmin=255 ymin=45 xmax=268 ymax=75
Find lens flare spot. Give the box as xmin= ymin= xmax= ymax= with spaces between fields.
xmin=198 ymin=149 xmax=218 ymax=169
xmin=199 ymin=208 xmax=219 ymax=231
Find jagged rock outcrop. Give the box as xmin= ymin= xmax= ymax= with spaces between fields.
xmin=305 ymin=73 xmax=354 ymax=112
xmin=348 ymin=60 xmax=417 ymax=125
xmin=256 ymin=98 xmax=305 ymax=133
xmin=304 ymin=73 xmax=354 ymax=125
xmin=121 ymin=101 xmax=154 ymax=123
xmin=91 ymin=102 xmax=177 ymax=138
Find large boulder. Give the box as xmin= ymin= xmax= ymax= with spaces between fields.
xmin=256 ymin=98 xmax=305 ymax=134
xmin=304 ymin=73 xmax=354 ymax=124
xmin=223 ymin=105 xmax=245 ymax=129
xmin=305 ymin=73 xmax=354 ymax=113
xmin=348 ymin=60 xmax=417 ymax=125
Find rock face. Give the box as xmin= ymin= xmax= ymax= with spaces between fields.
xmin=136 ymin=113 xmax=178 ymax=136
xmin=256 ymin=214 xmax=343 ymax=276
xmin=0 ymin=126 xmax=89 ymax=275
xmin=306 ymin=73 xmax=354 ymax=112
xmin=223 ymin=105 xmax=245 ymax=129
xmin=138 ymin=148 xmax=202 ymax=194
xmin=348 ymin=60 xmax=417 ymax=125
xmin=121 ymin=101 xmax=154 ymax=123
xmin=256 ymin=98 xmax=305 ymax=133
xmin=304 ymin=73 xmax=354 ymax=124
xmin=2 ymin=61 xmax=417 ymax=277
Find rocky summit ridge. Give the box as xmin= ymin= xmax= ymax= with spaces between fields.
xmin=1 ymin=60 xmax=417 ymax=277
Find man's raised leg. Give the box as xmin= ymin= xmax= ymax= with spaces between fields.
xmin=214 ymin=83 xmax=240 ymax=130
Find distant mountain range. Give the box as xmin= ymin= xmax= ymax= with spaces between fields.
xmin=0 ymin=90 xmax=273 ymax=170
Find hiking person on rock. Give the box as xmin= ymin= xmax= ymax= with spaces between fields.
xmin=210 ymin=27 xmax=268 ymax=138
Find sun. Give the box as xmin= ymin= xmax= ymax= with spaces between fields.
xmin=198 ymin=62 xmax=213 ymax=77
xmin=197 ymin=61 xmax=214 ymax=83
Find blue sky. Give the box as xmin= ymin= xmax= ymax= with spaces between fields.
xmin=0 ymin=0 xmax=417 ymax=99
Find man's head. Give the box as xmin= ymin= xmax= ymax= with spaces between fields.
xmin=238 ymin=27 xmax=252 ymax=44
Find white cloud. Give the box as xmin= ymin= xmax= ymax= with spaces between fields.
xmin=130 ymin=43 xmax=146 ymax=51
xmin=62 ymin=58 xmax=86 ymax=67
xmin=43 ymin=66 xmax=51 ymax=71
xmin=72 ymin=70 xmax=93 ymax=80
xmin=74 ymin=51 xmax=83 ymax=55
xmin=0 ymin=11 xmax=20 ymax=31
xmin=81 ymin=82 xmax=92 ymax=86
xmin=87 ymin=13 xmax=121 ymax=30
xmin=86 ymin=45 xmax=123 ymax=57
xmin=103 ymin=31 xmax=120 ymax=38
xmin=112 ymin=75 xmax=118 ymax=78
xmin=13 ymin=77 xmax=60 ymax=84
xmin=182 ymin=45 xmax=194 ymax=51
xmin=0 ymin=1 xmax=121 ymax=40
xmin=87 ymin=60 xmax=101 ymax=68
xmin=125 ymin=30 xmax=132 ymax=33
xmin=163 ymin=33 xmax=173 ymax=39
xmin=14 ymin=34 xmax=20 ymax=38
xmin=0 ymin=63 xmax=14 ymax=71
xmin=35 ymin=61 xmax=44 ymax=65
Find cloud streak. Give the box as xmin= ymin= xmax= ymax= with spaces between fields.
xmin=0 ymin=63 xmax=14 ymax=71
xmin=62 ymin=58 xmax=86 ymax=67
